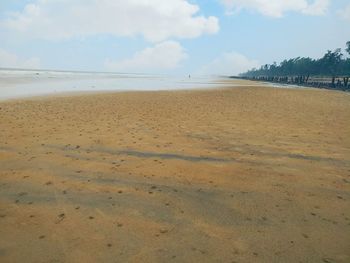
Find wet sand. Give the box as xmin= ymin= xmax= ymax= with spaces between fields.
xmin=0 ymin=84 xmax=350 ymax=262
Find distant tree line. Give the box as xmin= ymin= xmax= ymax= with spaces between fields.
xmin=237 ymin=41 xmax=350 ymax=91
xmin=241 ymin=41 xmax=350 ymax=77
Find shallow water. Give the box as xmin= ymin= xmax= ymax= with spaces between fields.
xmin=0 ymin=69 xmax=234 ymax=100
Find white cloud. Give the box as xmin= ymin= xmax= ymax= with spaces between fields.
xmin=198 ymin=52 xmax=259 ymax=76
xmin=105 ymin=41 xmax=187 ymax=73
xmin=1 ymin=0 xmax=219 ymax=42
xmin=220 ymin=0 xmax=330 ymax=17
xmin=0 ymin=48 xmax=40 ymax=69
xmin=302 ymin=0 xmax=329 ymax=15
xmin=338 ymin=4 xmax=350 ymax=21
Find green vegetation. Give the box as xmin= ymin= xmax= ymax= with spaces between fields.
xmin=241 ymin=42 xmax=350 ymax=78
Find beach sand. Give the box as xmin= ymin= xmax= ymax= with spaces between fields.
xmin=0 ymin=84 xmax=349 ymax=262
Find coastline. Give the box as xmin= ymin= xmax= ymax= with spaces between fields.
xmin=0 ymin=69 xmax=234 ymax=101
xmin=232 ymin=76 xmax=350 ymax=92
xmin=1 ymin=85 xmax=349 ymax=262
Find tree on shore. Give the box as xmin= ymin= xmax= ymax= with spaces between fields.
xmin=240 ymin=42 xmax=350 ymax=78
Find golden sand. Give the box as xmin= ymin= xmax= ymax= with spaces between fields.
xmin=0 ymin=84 xmax=349 ymax=262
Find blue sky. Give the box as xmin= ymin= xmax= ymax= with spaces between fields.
xmin=0 ymin=0 xmax=349 ymax=75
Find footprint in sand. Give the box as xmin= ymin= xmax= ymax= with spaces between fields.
xmin=55 ymin=213 xmax=65 ymax=224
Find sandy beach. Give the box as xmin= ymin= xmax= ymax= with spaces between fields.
xmin=0 ymin=83 xmax=349 ymax=262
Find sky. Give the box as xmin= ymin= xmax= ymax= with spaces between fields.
xmin=0 ymin=0 xmax=349 ymax=75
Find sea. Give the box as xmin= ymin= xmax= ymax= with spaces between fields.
xmin=0 ymin=68 xmax=237 ymax=100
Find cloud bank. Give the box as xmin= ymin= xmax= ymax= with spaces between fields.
xmin=338 ymin=4 xmax=350 ymax=21
xmin=198 ymin=52 xmax=259 ymax=76
xmin=1 ymin=0 xmax=219 ymax=42
xmin=105 ymin=41 xmax=187 ymax=73
xmin=0 ymin=48 xmax=40 ymax=68
xmin=220 ymin=0 xmax=330 ymax=17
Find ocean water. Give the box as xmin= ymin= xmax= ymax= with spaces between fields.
xmin=0 ymin=69 xmax=234 ymax=100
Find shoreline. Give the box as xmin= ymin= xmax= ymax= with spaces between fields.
xmin=0 ymin=84 xmax=231 ymax=103
xmin=1 ymin=79 xmax=348 ymax=104
xmin=231 ymin=76 xmax=350 ymax=92
xmin=0 ymin=69 xmax=233 ymax=101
